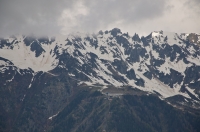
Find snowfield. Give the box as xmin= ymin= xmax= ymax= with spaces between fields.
xmin=1 ymin=30 xmax=200 ymax=100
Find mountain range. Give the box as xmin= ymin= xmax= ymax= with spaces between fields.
xmin=0 ymin=28 xmax=200 ymax=132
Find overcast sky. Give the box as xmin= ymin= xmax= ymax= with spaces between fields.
xmin=0 ymin=0 xmax=199 ymax=37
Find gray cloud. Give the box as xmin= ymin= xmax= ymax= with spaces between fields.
xmin=185 ymin=0 xmax=200 ymax=14
xmin=60 ymin=0 xmax=168 ymax=35
xmin=0 ymin=0 xmax=199 ymax=37
xmin=0 ymin=0 xmax=75 ymax=36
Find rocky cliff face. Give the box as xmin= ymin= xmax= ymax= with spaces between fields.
xmin=0 ymin=29 xmax=200 ymax=131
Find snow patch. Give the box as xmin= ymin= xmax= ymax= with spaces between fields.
xmin=0 ymin=35 xmax=59 ymax=72
xmin=49 ymin=112 xmax=60 ymax=120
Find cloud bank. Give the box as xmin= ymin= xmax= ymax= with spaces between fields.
xmin=0 ymin=0 xmax=199 ymax=37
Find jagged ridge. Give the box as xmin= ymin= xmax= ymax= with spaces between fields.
xmin=0 ymin=28 xmax=200 ymax=102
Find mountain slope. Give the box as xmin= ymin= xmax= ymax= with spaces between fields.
xmin=1 ymin=29 xmax=200 ymax=99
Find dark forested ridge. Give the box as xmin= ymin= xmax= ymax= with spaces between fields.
xmin=0 ymin=72 xmax=200 ymax=132
xmin=48 ymin=93 xmax=200 ymax=132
